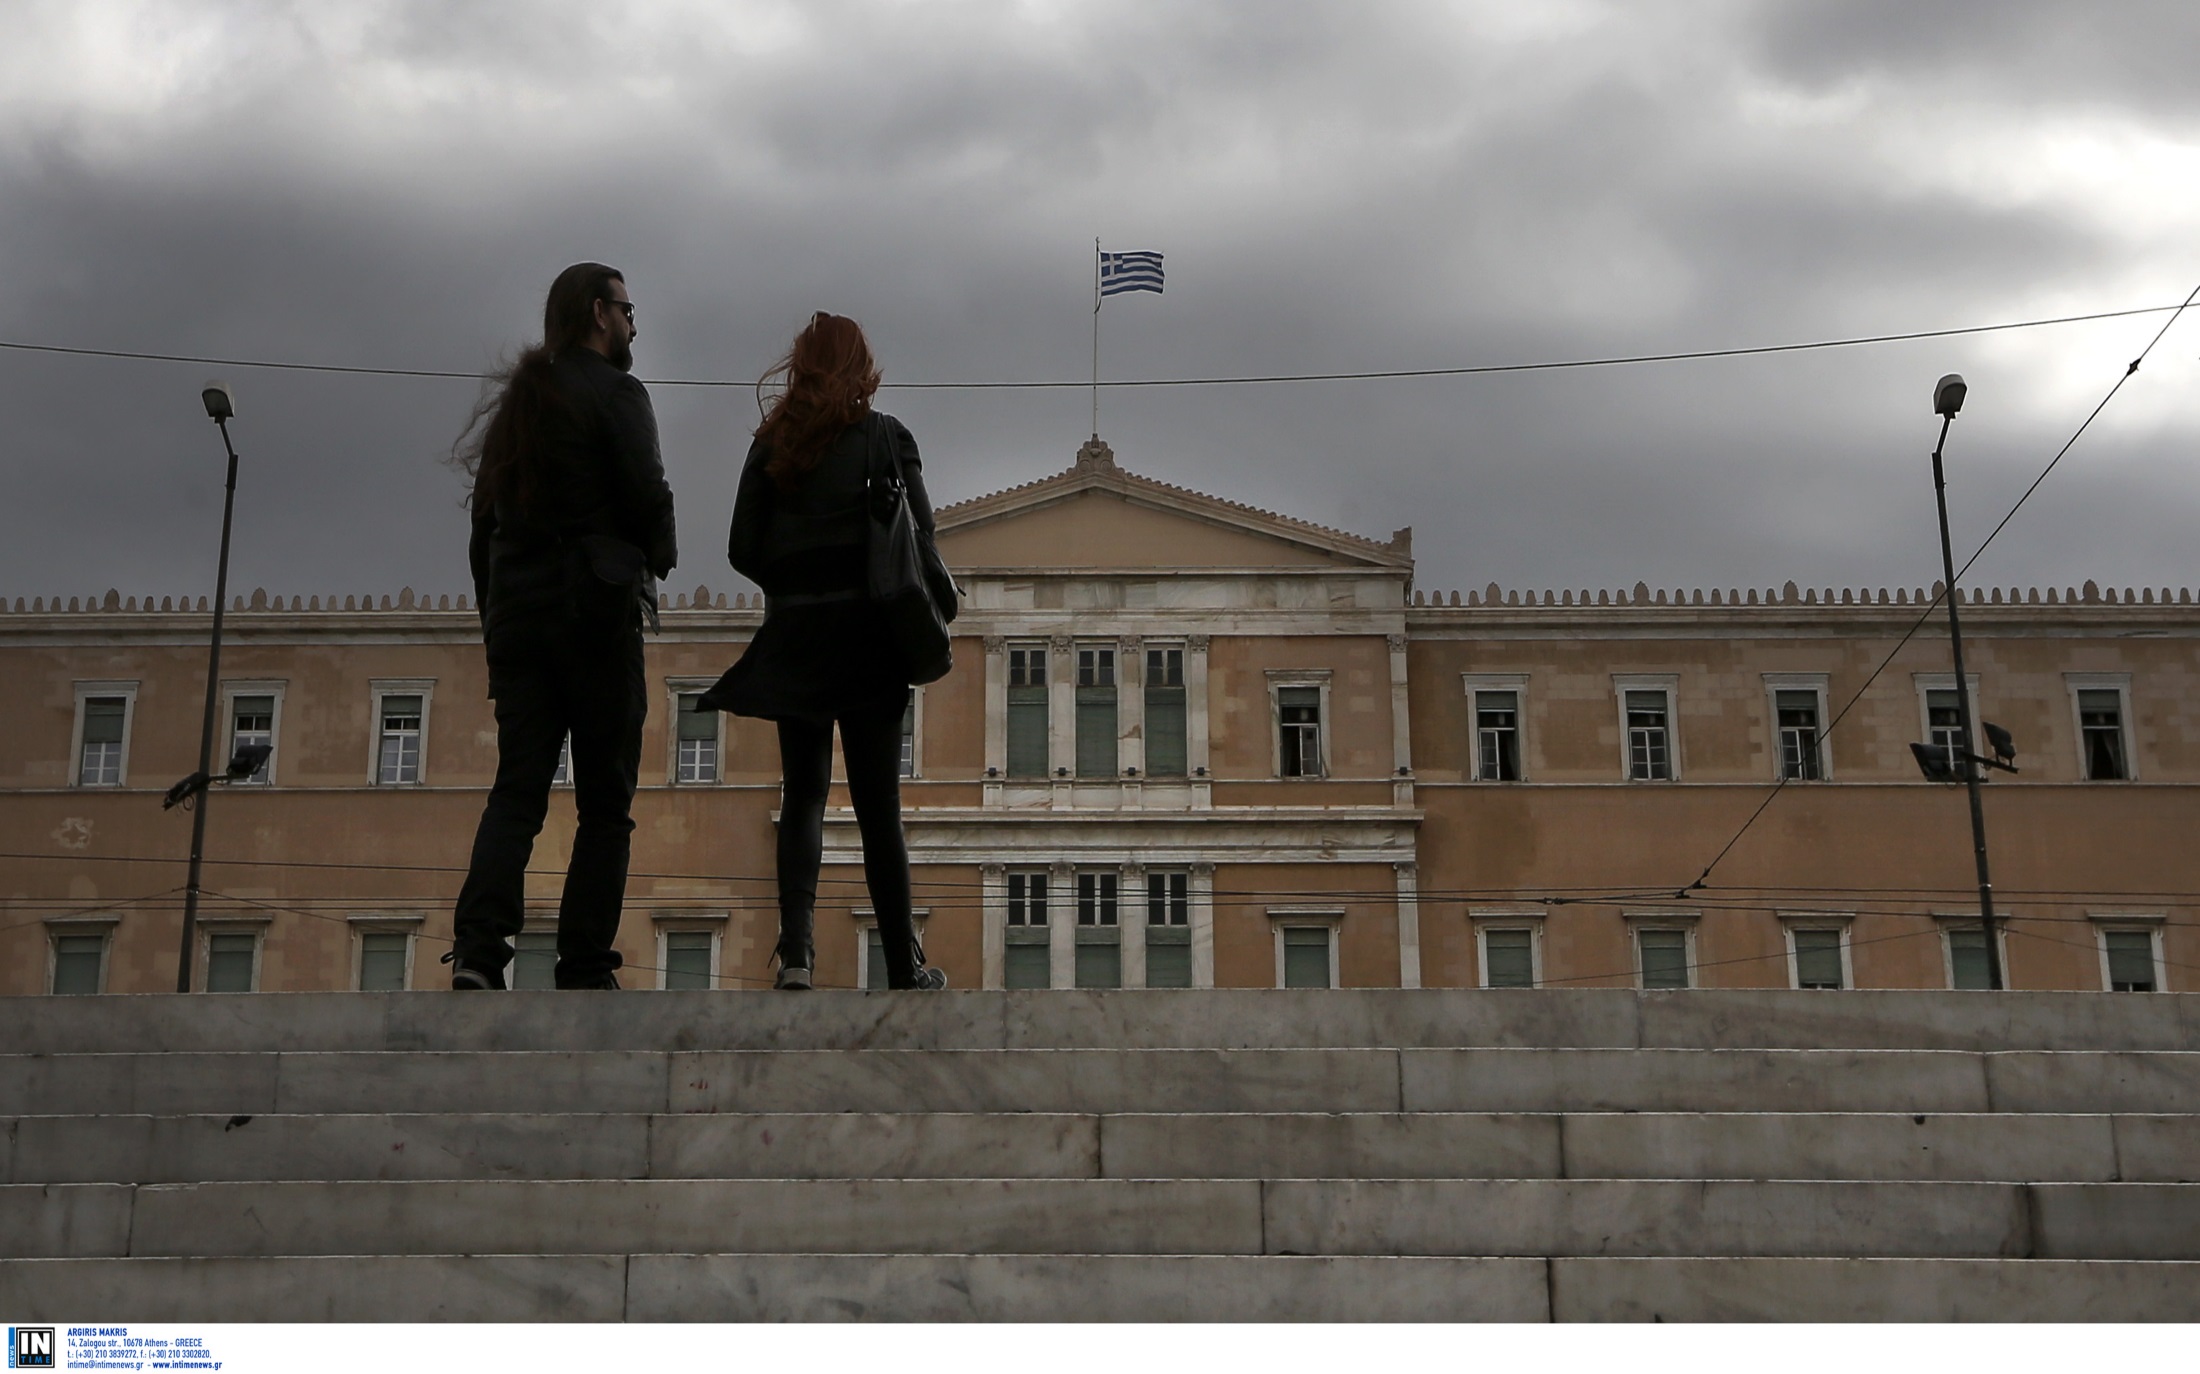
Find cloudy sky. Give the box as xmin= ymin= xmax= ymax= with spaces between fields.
xmin=3 ymin=0 xmax=2195 ymax=606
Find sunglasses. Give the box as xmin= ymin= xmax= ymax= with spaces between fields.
xmin=602 ymin=299 xmax=635 ymax=323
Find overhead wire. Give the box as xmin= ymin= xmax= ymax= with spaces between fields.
xmin=8 ymin=294 xmax=2200 ymax=983
xmin=10 ymin=847 xmax=2200 ymax=914
xmin=0 ymin=302 xmax=2190 ymax=392
xmin=1677 ymin=282 xmax=2200 ymax=897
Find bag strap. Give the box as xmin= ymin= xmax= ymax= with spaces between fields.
xmin=871 ymin=411 xmax=907 ymax=493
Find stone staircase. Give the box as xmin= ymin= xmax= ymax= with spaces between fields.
xmin=2 ymin=989 xmax=2197 ymax=1321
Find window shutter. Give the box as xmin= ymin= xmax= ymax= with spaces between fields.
xmin=2105 ymin=931 xmax=2156 ymax=991
xmin=1484 ymin=930 xmax=1534 ymax=988
xmin=1282 ymin=925 xmax=1331 ymax=988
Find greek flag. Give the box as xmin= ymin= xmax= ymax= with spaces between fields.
xmin=1099 ymin=250 xmax=1164 ymax=297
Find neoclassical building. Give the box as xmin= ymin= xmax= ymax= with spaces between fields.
xmin=6 ymin=439 xmax=2195 ymax=997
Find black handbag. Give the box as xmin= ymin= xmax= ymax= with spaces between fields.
xmin=867 ymin=415 xmax=958 ymax=685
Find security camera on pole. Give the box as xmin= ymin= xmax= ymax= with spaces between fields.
xmin=1912 ymin=373 xmax=2010 ymax=990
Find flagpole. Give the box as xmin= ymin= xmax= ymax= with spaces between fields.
xmin=1091 ymin=237 xmax=1101 ymax=440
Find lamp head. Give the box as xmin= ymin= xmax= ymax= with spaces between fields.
xmin=201 ymin=380 xmax=235 ymax=422
xmin=1933 ymin=373 xmax=1967 ymax=418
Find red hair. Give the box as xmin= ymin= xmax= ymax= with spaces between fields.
xmin=753 ymin=312 xmax=882 ymax=490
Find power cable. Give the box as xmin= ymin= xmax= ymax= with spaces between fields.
xmin=0 ymin=302 xmax=2189 ymax=391
xmin=7 ymin=848 xmax=2200 ymax=912
xmin=1679 ymin=282 xmax=2200 ymax=896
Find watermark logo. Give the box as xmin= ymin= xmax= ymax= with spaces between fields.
xmin=8 ymin=1327 xmax=55 ymax=1370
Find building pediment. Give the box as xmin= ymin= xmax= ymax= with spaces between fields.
xmin=934 ymin=440 xmax=1412 ymax=573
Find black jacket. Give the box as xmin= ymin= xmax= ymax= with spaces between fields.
xmin=704 ymin=412 xmax=932 ymax=724
xmin=469 ymin=347 xmax=678 ymax=627
xmin=727 ymin=412 xmax=932 ymax=596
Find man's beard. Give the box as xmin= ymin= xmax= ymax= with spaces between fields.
xmin=608 ymin=334 xmax=634 ymax=372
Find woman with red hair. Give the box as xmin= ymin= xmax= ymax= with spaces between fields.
xmin=706 ymin=313 xmax=947 ymax=991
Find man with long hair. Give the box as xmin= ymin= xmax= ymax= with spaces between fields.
xmin=446 ymin=262 xmax=677 ymax=990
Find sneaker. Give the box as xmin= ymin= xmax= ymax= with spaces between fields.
xmin=562 ymin=971 xmax=620 ymax=991
xmin=773 ymin=964 xmax=813 ymax=991
xmin=905 ymin=965 xmax=948 ymax=991
xmin=440 ymin=951 xmax=504 ymax=991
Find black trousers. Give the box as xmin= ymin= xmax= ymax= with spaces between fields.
xmin=775 ymin=705 xmax=922 ymax=987
xmin=453 ymin=584 xmax=645 ymax=987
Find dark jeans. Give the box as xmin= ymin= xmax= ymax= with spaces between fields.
xmin=776 ymin=706 xmax=922 ymax=987
xmin=453 ymin=584 xmax=645 ymax=987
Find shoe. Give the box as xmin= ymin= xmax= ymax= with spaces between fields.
xmin=562 ymin=972 xmax=620 ymax=991
xmin=441 ymin=951 xmax=504 ymax=991
xmin=904 ymin=966 xmax=948 ymax=991
xmin=774 ymin=965 xmax=813 ymax=991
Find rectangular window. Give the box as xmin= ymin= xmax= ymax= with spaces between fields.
xmin=2079 ymin=690 xmax=2128 ymax=781
xmin=1075 ymin=646 xmax=1117 ymax=778
xmin=205 ymin=932 xmax=257 ymax=993
xmin=1927 ymin=689 xmax=1967 ymax=776
xmin=1075 ymin=873 xmax=1121 ymax=986
xmin=1281 ymin=925 xmax=1333 ymax=989
xmin=1145 ymin=647 xmax=1187 ymax=777
xmin=229 ymin=695 xmax=274 ymax=784
xmin=1947 ymin=926 xmax=1992 ymax=991
xmin=1008 ymin=870 xmax=1049 ymax=926
xmin=1004 ymin=868 xmax=1050 ymax=989
xmin=1278 ymin=686 xmax=1323 ymax=777
xmin=1475 ymin=690 xmax=1521 ymax=782
xmin=1145 ymin=870 xmax=1191 ymax=988
xmin=675 ymin=692 xmax=719 ymax=784
xmin=1007 ymin=643 xmax=1049 ymax=778
xmin=552 ymin=735 xmax=572 ymax=785
xmin=1625 ymin=690 xmax=1671 ymax=781
xmin=899 ymin=689 xmax=917 ymax=778
xmin=377 ymin=695 xmax=423 ymax=785
xmin=2105 ymin=930 xmax=2157 ymax=992
xmin=1792 ymin=929 xmax=1845 ymax=990
xmin=663 ymin=931 xmax=715 ymax=990
xmin=1483 ymin=929 xmax=1536 ymax=988
xmin=358 ymin=932 xmax=411 ymax=991
xmin=1638 ymin=929 xmax=1690 ymax=990
xmin=79 ymin=696 xmax=127 ymax=786
xmin=513 ymin=931 xmax=558 ymax=990
xmin=1147 ymin=871 xmax=1189 ymax=926
xmin=1776 ymin=690 xmax=1822 ymax=781
xmin=51 ymin=933 xmax=106 ymax=995
xmin=866 ymin=928 xmax=889 ymax=991
xmin=1076 ymin=871 xmax=1118 ymax=926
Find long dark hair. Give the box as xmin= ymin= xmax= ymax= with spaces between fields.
xmin=454 ymin=262 xmax=624 ymax=511
xmin=753 ymin=312 xmax=881 ymax=491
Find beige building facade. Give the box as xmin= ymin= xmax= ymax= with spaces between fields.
xmin=6 ymin=440 xmax=2196 ymax=998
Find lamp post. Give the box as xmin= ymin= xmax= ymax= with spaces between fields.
xmin=1926 ymin=372 xmax=2006 ymax=991
xmin=175 ymin=380 xmax=242 ymax=993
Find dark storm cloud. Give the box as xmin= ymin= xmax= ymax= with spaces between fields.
xmin=1 ymin=1 xmax=2194 ymax=607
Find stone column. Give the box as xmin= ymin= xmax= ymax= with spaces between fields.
xmin=1388 ymin=632 xmax=1415 ymax=808
xmin=1191 ymin=861 xmax=1216 ymax=988
xmin=1049 ymin=859 xmax=1076 ymax=988
xmin=1119 ymin=860 xmax=1147 ymax=989
xmin=1394 ymin=860 xmax=1422 ymax=989
xmin=980 ymin=863 xmax=1006 ymax=989
xmin=1118 ymin=634 xmax=1145 ymax=808
xmin=1048 ymin=635 xmax=1074 ymax=806
xmin=1187 ymin=635 xmax=1212 ymax=810
xmin=982 ymin=636 xmax=1006 ymax=807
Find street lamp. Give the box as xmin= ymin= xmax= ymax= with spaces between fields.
xmin=168 ymin=380 xmax=245 ymax=992
xmin=1916 ymin=373 xmax=2009 ymax=990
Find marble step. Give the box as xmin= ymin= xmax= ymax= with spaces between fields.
xmin=9 ymin=1178 xmax=2200 ymax=1261
xmin=9 ymin=1111 xmax=2200 ymax=1185
xmin=5 ymin=989 xmax=2193 ymax=1056
xmin=9 ymin=1047 xmax=2198 ymax=1116
xmin=7 ymin=1252 xmax=2191 ymax=1322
